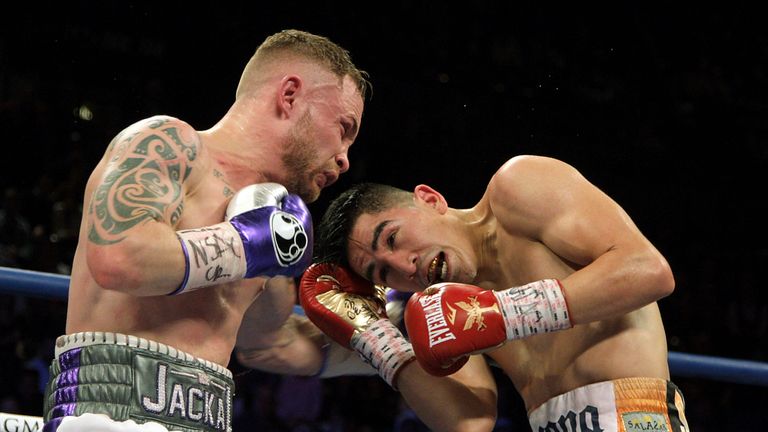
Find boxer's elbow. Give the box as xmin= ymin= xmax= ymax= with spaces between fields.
xmin=641 ymin=251 xmax=675 ymax=300
xmin=87 ymin=242 xmax=146 ymax=292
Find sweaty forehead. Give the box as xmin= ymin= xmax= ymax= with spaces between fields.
xmin=341 ymin=74 xmax=363 ymax=97
xmin=341 ymin=76 xmax=364 ymax=112
xmin=346 ymin=212 xmax=380 ymax=277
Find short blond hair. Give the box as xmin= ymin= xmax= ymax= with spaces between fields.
xmin=237 ymin=29 xmax=370 ymax=99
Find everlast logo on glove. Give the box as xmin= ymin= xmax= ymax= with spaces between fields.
xmin=270 ymin=211 xmax=308 ymax=266
xmin=446 ymin=295 xmax=500 ymax=331
xmin=417 ymin=288 xmax=457 ymax=348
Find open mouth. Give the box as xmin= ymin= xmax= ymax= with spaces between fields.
xmin=427 ymin=252 xmax=447 ymax=285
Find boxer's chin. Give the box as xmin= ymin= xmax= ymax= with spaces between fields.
xmin=304 ymin=181 xmax=322 ymax=203
xmin=292 ymin=178 xmax=320 ymax=203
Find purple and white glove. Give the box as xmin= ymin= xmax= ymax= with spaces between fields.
xmin=171 ymin=183 xmax=313 ymax=295
xmin=226 ymin=183 xmax=313 ymax=278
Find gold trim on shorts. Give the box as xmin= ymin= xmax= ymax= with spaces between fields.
xmin=613 ymin=377 xmax=690 ymax=432
xmin=528 ymin=377 xmax=690 ymax=432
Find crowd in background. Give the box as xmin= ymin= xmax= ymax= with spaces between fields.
xmin=2 ymin=3 xmax=767 ymax=431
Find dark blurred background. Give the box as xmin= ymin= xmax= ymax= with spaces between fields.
xmin=1 ymin=2 xmax=766 ymax=430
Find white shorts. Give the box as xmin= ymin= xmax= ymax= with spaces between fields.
xmin=55 ymin=413 xmax=182 ymax=432
xmin=528 ymin=377 xmax=690 ymax=432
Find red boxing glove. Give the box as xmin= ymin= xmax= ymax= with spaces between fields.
xmin=299 ymin=262 xmax=385 ymax=346
xmin=405 ymin=283 xmax=505 ymax=376
xmin=406 ymin=280 xmax=571 ymax=377
xmin=299 ymin=263 xmax=415 ymax=387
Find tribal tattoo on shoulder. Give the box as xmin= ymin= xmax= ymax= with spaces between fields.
xmin=88 ymin=117 xmax=198 ymax=245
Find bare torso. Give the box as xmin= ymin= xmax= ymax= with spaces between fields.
xmin=65 ymin=127 xmax=264 ymax=367
xmin=479 ymin=197 xmax=670 ymax=411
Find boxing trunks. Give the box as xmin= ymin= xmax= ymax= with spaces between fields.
xmin=528 ymin=377 xmax=690 ymax=432
xmin=43 ymin=332 xmax=233 ymax=432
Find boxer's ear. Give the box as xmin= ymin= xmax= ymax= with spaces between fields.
xmin=277 ymin=75 xmax=302 ymax=119
xmin=413 ymin=184 xmax=447 ymax=214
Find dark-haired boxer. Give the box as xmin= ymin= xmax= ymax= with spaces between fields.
xmin=301 ymin=155 xmax=690 ymax=432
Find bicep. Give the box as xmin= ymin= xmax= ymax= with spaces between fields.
xmin=541 ymin=181 xmax=645 ymax=266
xmin=86 ymin=116 xmax=201 ymax=245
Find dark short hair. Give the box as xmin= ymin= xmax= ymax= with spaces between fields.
xmin=315 ymin=183 xmax=411 ymax=266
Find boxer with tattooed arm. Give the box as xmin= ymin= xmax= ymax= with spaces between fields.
xmin=43 ymin=29 xmax=367 ymax=432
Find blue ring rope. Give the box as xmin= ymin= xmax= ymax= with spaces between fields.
xmin=1 ymin=265 xmax=765 ymax=386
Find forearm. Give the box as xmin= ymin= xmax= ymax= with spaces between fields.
xmin=236 ymin=311 xmax=376 ymax=377
xmin=237 ymin=290 xmax=311 ymax=375
xmin=236 ymin=333 xmax=324 ymax=376
xmin=237 ymin=277 xmax=296 ymax=339
xmin=92 ymin=181 xmax=313 ymax=297
xmin=396 ymin=358 xmax=497 ymax=432
xmin=86 ymin=221 xmax=188 ymax=296
xmin=237 ymin=307 xmax=324 ymax=375
xmin=560 ymin=246 xmax=674 ymax=324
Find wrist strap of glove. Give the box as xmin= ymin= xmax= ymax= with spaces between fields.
xmin=169 ymin=222 xmax=246 ymax=295
xmin=494 ymin=279 xmax=572 ymax=339
xmin=350 ymin=319 xmax=415 ymax=389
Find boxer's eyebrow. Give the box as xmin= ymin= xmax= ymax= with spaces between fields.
xmin=371 ymin=220 xmax=391 ymax=251
xmin=365 ymin=220 xmax=391 ymax=281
